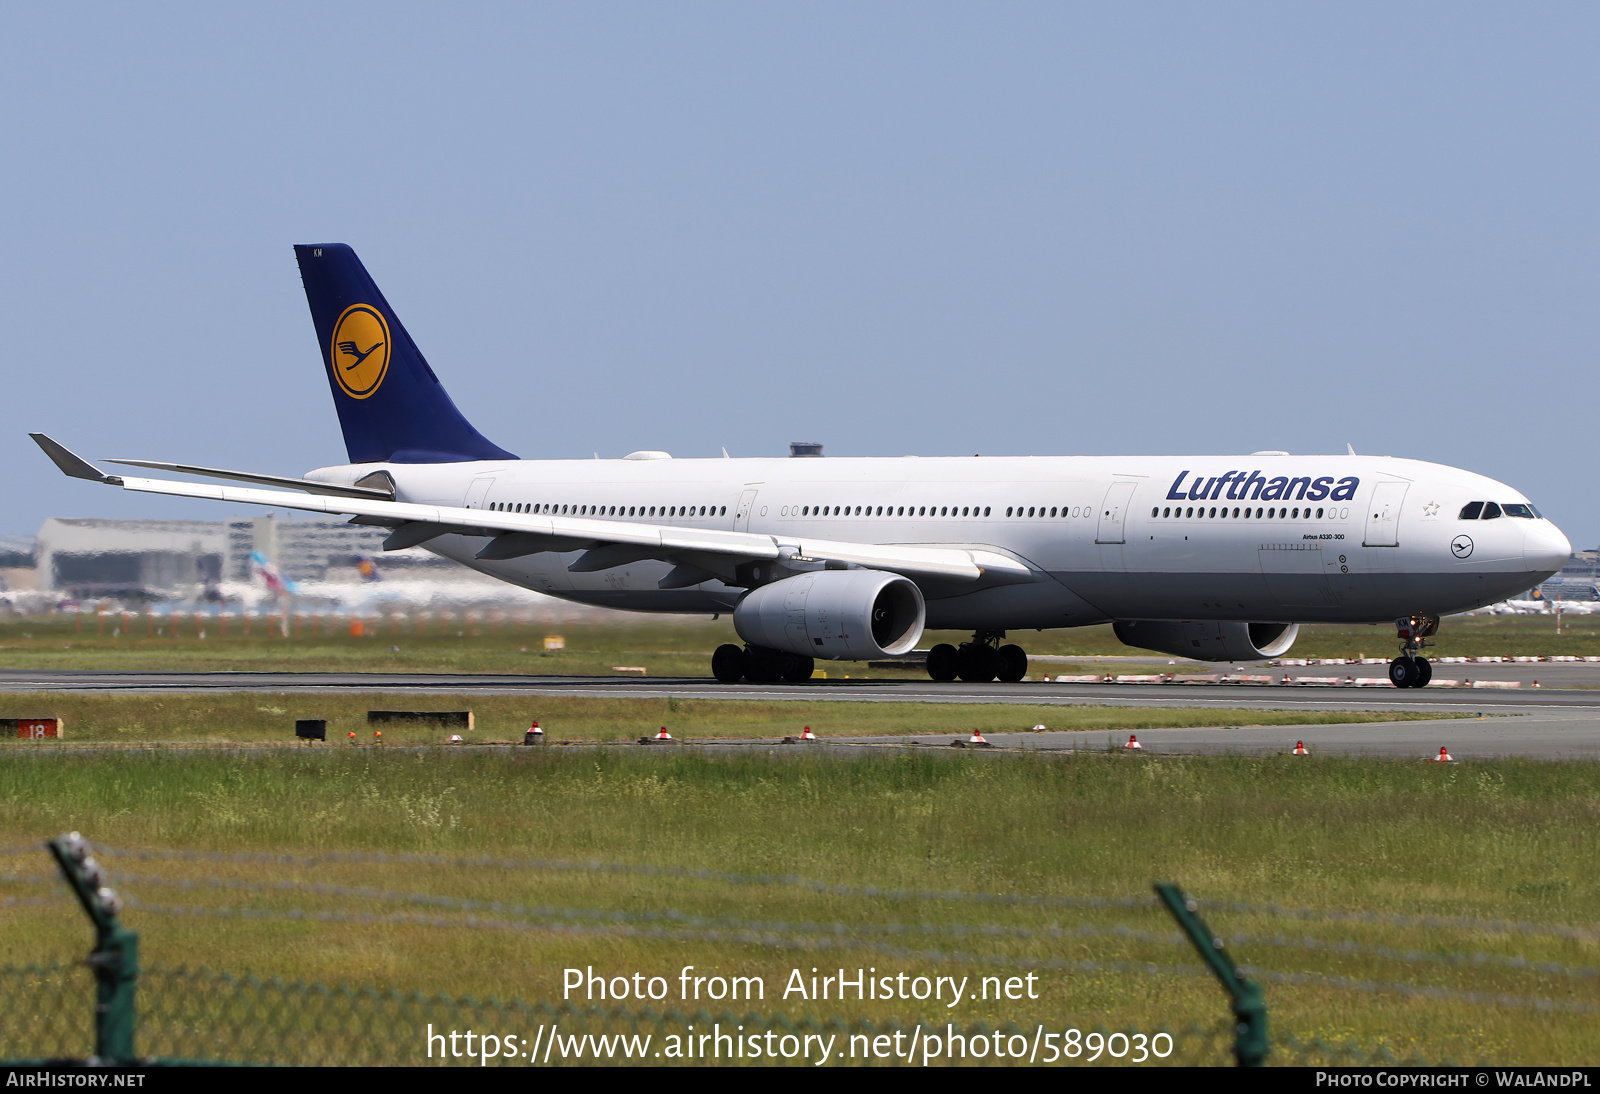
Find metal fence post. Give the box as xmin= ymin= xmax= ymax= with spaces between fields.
xmin=1154 ymin=882 xmax=1267 ymax=1067
xmin=48 ymin=833 xmax=139 ymax=1064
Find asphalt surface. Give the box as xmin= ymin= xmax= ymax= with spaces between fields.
xmin=0 ymin=668 xmax=1595 ymax=760
xmin=0 ymin=669 xmax=1593 ymax=712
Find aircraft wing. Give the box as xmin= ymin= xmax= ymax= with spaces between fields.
xmin=31 ymin=435 xmax=1031 ymax=587
xmin=101 ymin=458 xmax=394 ymax=500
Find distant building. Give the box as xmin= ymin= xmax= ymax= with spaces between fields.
xmin=0 ymin=534 xmax=37 ymax=594
xmin=1538 ymin=548 xmax=1598 ymax=602
xmin=35 ymin=515 xmax=459 ymax=599
xmin=38 ymin=518 xmax=229 ymax=599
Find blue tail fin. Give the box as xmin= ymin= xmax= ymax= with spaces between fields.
xmin=294 ymin=244 xmax=517 ymax=464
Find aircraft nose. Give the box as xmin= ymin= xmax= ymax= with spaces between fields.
xmin=1524 ymin=520 xmax=1572 ymax=575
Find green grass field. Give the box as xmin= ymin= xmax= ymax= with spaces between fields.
xmin=2 ymin=748 xmax=1595 ymax=1065
xmin=0 ymin=611 xmax=1583 ymax=1065
xmin=0 ymin=610 xmax=1591 ymax=676
xmin=0 ymin=691 xmax=1450 ymax=746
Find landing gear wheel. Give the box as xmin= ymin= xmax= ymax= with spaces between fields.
xmin=957 ymin=643 xmax=999 ymax=683
xmin=996 ymin=644 xmax=1028 ymax=683
xmin=712 ymin=644 xmax=747 ymax=684
xmin=927 ymin=643 xmax=960 ymax=682
xmin=781 ymin=652 xmax=815 ymax=683
xmin=1392 ymin=614 xmax=1440 ymax=688
xmin=745 ymin=646 xmax=783 ymax=684
xmin=1388 ymin=658 xmax=1420 ymax=688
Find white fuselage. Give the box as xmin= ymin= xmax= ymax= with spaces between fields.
xmin=308 ymin=452 xmax=1571 ymax=631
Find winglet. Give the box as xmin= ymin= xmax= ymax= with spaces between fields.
xmin=29 ymin=434 xmax=123 ymax=485
xmin=1347 ymin=442 xmax=1357 ymax=456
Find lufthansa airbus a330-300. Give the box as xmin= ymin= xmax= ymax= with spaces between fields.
xmin=33 ymin=244 xmax=1573 ymax=687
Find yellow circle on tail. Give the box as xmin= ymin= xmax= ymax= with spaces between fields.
xmin=329 ymin=304 xmax=391 ymax=399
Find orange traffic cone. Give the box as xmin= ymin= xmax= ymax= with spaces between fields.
xmin=1435 ymin=746 xmax=1453 ymax=762
xmin=1125 ymin=734 xmax=1143 ymax=750
xmin=969 ymin=729 xmax=989 ymax=745
xmin=655 ymin=726 xmax=673 ymax=740
xmin=800 ymin=725 xmax=816 ymax=740
xmin=1293 ymin=741 xmax=1309 ymax=755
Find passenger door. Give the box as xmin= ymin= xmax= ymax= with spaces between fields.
xmin=1095 ymin=482 xmax=1137 ymax=544
xmin=734 ymin=486 xmax=761 ymax=532
xmin=463 ymin=477 xmax=495 ymax=509
xmin=1363 ymin=482 xmax=1409 ymax=547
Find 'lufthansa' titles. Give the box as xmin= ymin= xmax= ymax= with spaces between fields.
xmin=1165 ymin=470 xmax=1358 ymax=504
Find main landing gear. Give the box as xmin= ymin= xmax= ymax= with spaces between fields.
xmin=1388 ymin=614 xmax=1439 ymax=689
xmin=926 ymin=632 xmax=1028 ymax=683
xmin=712 ymin=644 xmax=814 ymax=684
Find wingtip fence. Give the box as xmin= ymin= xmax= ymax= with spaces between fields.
xmin=1 ymin=836 xmax=1594 ymax=1066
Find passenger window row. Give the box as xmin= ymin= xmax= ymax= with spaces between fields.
xmin=1151 ymin=505 xmax=1345 ymax=520
xmin=791 ymin=505 xmax=994 ymax=517
xmin=776 ymin=505 xmax=1097 ymax=518
xmin=1458 ymin=502 xmax=1539 ymax=520
xmin=486 ymin=502 xmax=728 ymax=519
xmin=1005 ymin=506 xmax=1090 ymax=518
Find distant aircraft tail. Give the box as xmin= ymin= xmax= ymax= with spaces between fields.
xmin=248 ymin=550 xmax=298 ymax=595
xmin=294 ymin=244 xmax=517 ymax=464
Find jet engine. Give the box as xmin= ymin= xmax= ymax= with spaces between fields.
xmin=1112 ymin=620 xmax=1299 ymax=662
xmin=733 ymin=570 xmax=925 ymax=660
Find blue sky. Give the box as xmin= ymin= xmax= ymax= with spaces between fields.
xmin=2 ymin=4 xmax=1595 ymax=546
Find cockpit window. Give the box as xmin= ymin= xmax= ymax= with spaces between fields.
xmin=1458 ymin=502 xmax=1483 ymax=520
xmin=1481 ymin=502 xmax=1502 ymax=520
xmin=1502 ymin=503 xmax=1536 ymax=519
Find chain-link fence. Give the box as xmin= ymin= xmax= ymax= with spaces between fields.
xmin=5 ymin=835 xmax=1595 ymax=1065
xmin=1 ymin=961 xmax=1237 ymax=1066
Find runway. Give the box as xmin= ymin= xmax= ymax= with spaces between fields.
xmin=0 ymin=669 xmax=1595 ymax=712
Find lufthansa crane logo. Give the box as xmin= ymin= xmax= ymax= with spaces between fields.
xmin=1451 ymin=534 xmax=1474 ymax=559
xmin=329 ymin=304 xmax=391 ymax=399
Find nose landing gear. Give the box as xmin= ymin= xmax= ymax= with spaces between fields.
xmin=927 ymin=633 xmax=1029 ymax=683
xmin=1389 ymin=614 xmax=1439 ymax=688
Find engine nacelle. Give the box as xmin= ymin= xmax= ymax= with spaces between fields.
xmin=1112 ymin=620 xmax=1300 ymax=662
xmin=734 ymin=570 xmax=925 ymax=660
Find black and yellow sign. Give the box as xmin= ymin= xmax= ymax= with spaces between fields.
xmin=330 ymin=303 xmax=391 ymax=399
